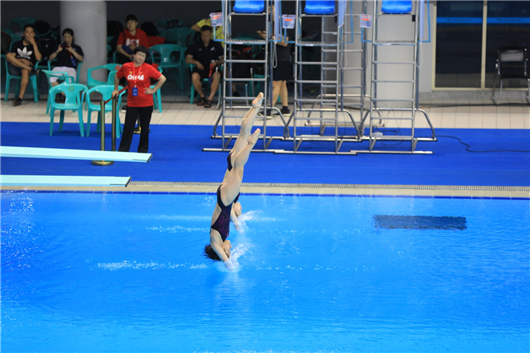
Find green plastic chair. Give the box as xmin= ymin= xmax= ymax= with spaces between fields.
xmin=87 ymin=63 xmax=122 ymax=89
xmin=151 ymin=67 xmax=164 ymax=113
xmin=85 ymin=85 xmax=125 ymax=138
xmin=155 ymin=19 xmax=188 ymax=37
xmin=1 ymin=28 xmax=22 ymax=43
xmin=48 ymin=83 xmax=87 ymax=136
xmin=189 ymin=64 xmax=222 ymax=108
xmin=149 ymin=44 xmax=185 ymax=90
xmin=42 ymin=69 xmax=75 ymax=114
xmin=46 ymin=58 xmax=83 ymax=83
xmin=163 ymin=28 xmax=195 ymax=48
xmin=4 ymin=45 xmax=40 ymax=103
xmin=8 ymin=17 xmax=37 ymax=32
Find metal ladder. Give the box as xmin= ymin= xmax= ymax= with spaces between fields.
xmin=338 ymin=1 xmax=367 ymax=136
xmin=284 ymin=0 xmax=358 ymax=154
xmin=359 ymin=0 xmax=436 ymax=154
xmin=205 ymin=0 xmax=272 ymax=152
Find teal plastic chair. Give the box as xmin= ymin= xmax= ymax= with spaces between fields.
xmin=4 ymin=47 xmax=40 ymax=103
xmin=163 ymin=28 xmax=195 ymax=49
xmin=155 ymin=19 xmax=188 ymax=37
xmin=1 ymin=28 xmax=22 ymax=43
xmin=150 ymin=67 xmax=164 ymax=113
xmin=87 ymin=64 xmax=122 ymax=89
xmin=47 ymin=58 xmax=83 ymax=83
xmin=8 ymin=17 xmax=37 ymax=32
xmin=189 ymin=64 xmax=222 ymax=108
xmin=149 ymin=44 xmax=185 ymax=90
xmin=48 ymin=83 xmax=87 ymax=136
xmin=42 ymin=69 xmax=75 ymax=114
xmin=85 ymin=85 xmax=125 ymax=138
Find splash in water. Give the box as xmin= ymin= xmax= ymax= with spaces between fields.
xmin=216 ymin=242 xmax=252 ymax=272
xmin=235 ymin=210 xmax=260 ymax=234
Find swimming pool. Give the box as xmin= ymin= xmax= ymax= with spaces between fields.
xmin=2 ymin=191 xmax=529 ymax=352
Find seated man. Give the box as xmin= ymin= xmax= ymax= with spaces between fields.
xmin=115 ymin=14 xmax=150 ymax=64
xmin=185 ymin=25 xmax=223 ymax=108
xmin=6 ymin=24 xmax=42 ymax=106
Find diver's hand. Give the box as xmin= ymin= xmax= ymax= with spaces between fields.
xmin=225 ymin=258 xmax=237 ymax=270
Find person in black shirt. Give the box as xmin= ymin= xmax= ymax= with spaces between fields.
xmin=47 ymin=28 xmax=84 ymax=100
xmin=185 ymin=25 xmax=224 ymax=108
xmin=6 ymin=24 xmax=42 ymax=106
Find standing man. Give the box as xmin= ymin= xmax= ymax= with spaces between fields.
xmin=6 ymin=24 xmax=42 ymax=106
xmin=113 ymin=46 xmax=166 ymax=153
xmin=185 ymin=26 xmax=224 ymax=108
xmin=115 ymin=14 xmax=150 ymax=64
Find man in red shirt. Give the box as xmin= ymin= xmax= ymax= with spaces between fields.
xmin=113 ymin=46 xmax=166 ymax=153
xmin=115 ymin=14 xmax=150 ymax=64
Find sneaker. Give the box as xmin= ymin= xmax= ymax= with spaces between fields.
xmin=30 ymin=68 xmax=40 ymax=76
xmin=257 ymin=109 xmax=273 ymax=119
xmin=280 ymin=106 xmax=290 ymax=115
xmin=259 ymin=108 xmax=272 ymax=116
xmin=13 ymin=97 xmax=22 ymax=106
xmin=121 ymin=105 xmax=127 ymax=111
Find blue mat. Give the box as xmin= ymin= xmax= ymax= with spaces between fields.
xmin=1 ymin=122 xmax=529 ymax=186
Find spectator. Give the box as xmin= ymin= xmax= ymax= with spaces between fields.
xmin=47 ymin=28 xmax=84 ymax=102
xmin=113 ymin=46 xmax=166 ymax=153
xmin=258 ymin=29 xmax=291 ymax=116
xmin=186 ymin=26 xmax=224 ymax=109
xmin=115 ymin=14 xmax=150 ymax=64
xmin=6 ymin=24 xmax=42 ymax=106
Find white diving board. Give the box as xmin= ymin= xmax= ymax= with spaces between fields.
xmin=0 ymin=146 xmax=152 ymax=163
xmin=0 ymin=175 xmax=131 ymax=187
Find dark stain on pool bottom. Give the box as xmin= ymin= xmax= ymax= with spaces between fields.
xmin=374 ymin=215 xmax=467 ymax=230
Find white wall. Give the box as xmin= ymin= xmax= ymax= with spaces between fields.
xmin=342 ymin=0 xmax=434 ymax=105
xmin=60 ymin=1 xmax=107 ymax=85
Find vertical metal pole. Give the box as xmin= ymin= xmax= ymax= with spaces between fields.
xmin=100 ymin=100 xmax=106 ymax=151
xmin=92 ymin=99 xmax=113 ymax=165
xmin=112 ymin=97 xmax=117 ymax=151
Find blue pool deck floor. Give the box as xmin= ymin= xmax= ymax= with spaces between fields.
xmin=1 ymin=97 xmax=529 ymax=189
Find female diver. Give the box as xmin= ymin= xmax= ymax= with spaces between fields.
xmin=203 ymin=92 xmax=264 ymax=265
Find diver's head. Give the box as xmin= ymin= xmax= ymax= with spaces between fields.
xmin=203 ymin=240 xmax=231 ymax=262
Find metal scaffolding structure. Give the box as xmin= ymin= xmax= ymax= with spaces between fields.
xmin=205 ymin=0 xmax=274 ymax=152
xmin=353 ymin=0 xmax=436 ymax=154
xmin=280 ymin=0 xmax=360 ymax=154
xmin=204 ymin=0 xmax=437 ymax=155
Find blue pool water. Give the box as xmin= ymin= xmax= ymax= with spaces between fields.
xmin=2 ymin=192 xmax=529 ymax=352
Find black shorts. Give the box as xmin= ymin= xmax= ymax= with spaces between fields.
xmin=8 ymin=62 xmax=23 ymax=76
xmin=273 ymin=61 xmax=292 ymax=81
xmin=192 ymin=67 xmax=219 ymax=81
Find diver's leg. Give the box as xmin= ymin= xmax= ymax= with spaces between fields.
xmin=220 ymin=128 xmax=260 ymax=205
